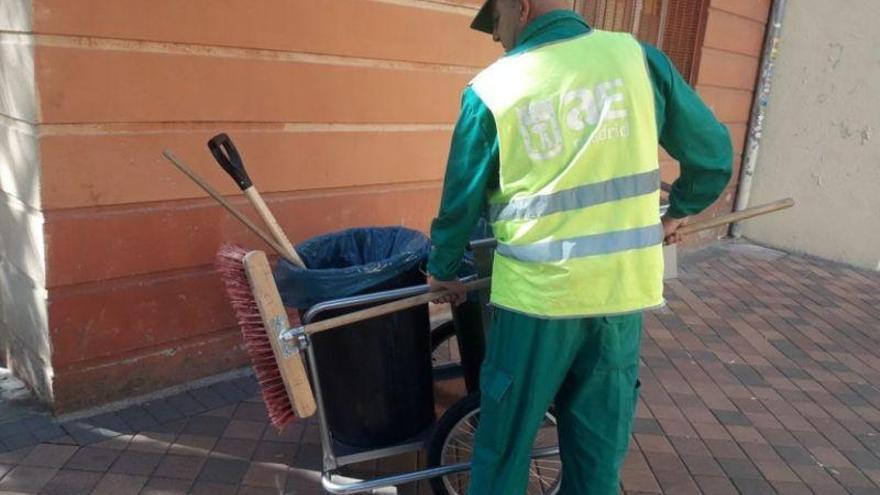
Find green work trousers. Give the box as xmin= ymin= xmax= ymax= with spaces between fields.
xmin=467 ymin=307 xmax=643 ymax=495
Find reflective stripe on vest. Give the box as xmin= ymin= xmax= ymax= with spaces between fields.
xmin=470 ymin=30 xmax=664 ymax=318
xmin=496 ymin=223 xmax=664 ymax=263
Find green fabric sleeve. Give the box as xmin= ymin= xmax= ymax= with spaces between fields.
xmin=426 ymin=88 xmax=499 ymax=281
xmin=642 ymin=43 xmax=733 ymax=218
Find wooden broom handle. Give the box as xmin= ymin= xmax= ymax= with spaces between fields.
xmin=678 ymin=197 xmax=794 ymax=236
xmin=301 ymin=278 xmax=491 ymax=336
xmin=162 ymin=150 xmax=300 ymax=266
xmin=297 ymin=198 xmax=794 ymax=337
xmin=243 ymin=187 xmax=305 ymax=267
xmin=207 ymin=133 xmax=306 ymax=268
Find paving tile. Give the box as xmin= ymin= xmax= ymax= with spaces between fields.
xmin=211 ymin=382 xmax=250 ymax=403
xmin=143 ymin=418 xmax=189 ymax=436
xmin=717 ymin=457 xmax=764 ymax=480
xmin=190 ymin=387 xmax=229 ymax=410
xmin=770 ymin=481 xmax=814 ymax=495
xmin=233 ymin=402 xmax=270 ymax=423
xmin=140 ymin=476 xmax=194 ymax=495
xmin=809 ymin=446 xmax=854 ymax=468
xmin=213 ymin=438 xmax=259 ymax=460
xmin=223 ymin=420 xmax=267 ymax=440
xmin=18 ymin=443 xmax=78 ymax=467
xmin=0 ymin=465 xmax=58 ymax=492
xmin=286 ymin=467 xmax=326 ymax=494
xmin=91 ymin=473 xmax=148 ymax=495
xmin=143 ymin=399 xmax=185 ymax=424
xmin=166 ymin=393 xmax=208 ymax=416
xmin=64 ymin=446 xmax=121 ymax=471
xmin=621 ymin=467 xmax=662 ymax=493
xmin=680 ymin=454 xmax=725 ymax=477
xmin=0 ymin=432 xmax=37 ymax=451
xmin=292 ymin=442 xmax=322 ymax=471
xmin=90 ymin=434 xmax=134 ymax=450
xmin=712 ymin=409 xmax=752 ymax=427
xmin=196 ymin=457 xmax=249 ymax=484
xmin=169 ymin=434 xmax=218 ymax=457
xmin=190 ymin=481 xmax=239 ymax=494
xmin=237 ymin=486 xmax=281 ymax=494
xmin=203 ymin=404 xmax=238 ymax=419
xmin=704 ymin=439 xmax=746 ymax=460
xmin=63 ymin=422 xmax=117 ymax=446
xmin=40 ymin=469 xmax=102 ymax=495
xmin=183 ymin=416 xmax=230 ymax=437
xmin=634 ymin=434 xmax=675 ymax=454
xmin=241 ymin=461 xmax=288 ymax=488
xmin=832 ymin=466 xmax=878 ymax=489
xmin=731 ymin=477 xmax=778 ymax=495
xmin=30 ymin=424 xmax=67 ymax=442
xmin=109 ymin=450 xmax=163 ymax=476
xmin=693 ymin=475 xmax=739 ymax=495
xmin=0 ymin=446 xmax=34 ymax=464
xmin=261 ymin=423 xmax=304 ymax=444
xmin=843 ymin=449 xmax=880 ymax=470
xmin=232 ymin=376 xmax=259 ymax=396
xmin=85 ymin=413 xmax=133 ymax=435
xmin=153 ymin=454 xmax=207 ymax=480
xmin=127 ymin=432 xmax=176 ymax=454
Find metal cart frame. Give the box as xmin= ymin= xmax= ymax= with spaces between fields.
xmin=274 ymin=238 xmax=560 ymax=494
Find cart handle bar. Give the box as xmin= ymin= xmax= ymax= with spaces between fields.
xmin=285 ymin=277 xmax=490 ymax=341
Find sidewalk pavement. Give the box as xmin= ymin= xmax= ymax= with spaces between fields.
xmin=0 ymin=241 xmax=878 ymax=494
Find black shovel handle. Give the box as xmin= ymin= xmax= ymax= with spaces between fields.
xmin=208 ymin=133 xmax=252 ymax=190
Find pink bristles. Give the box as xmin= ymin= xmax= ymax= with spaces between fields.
xmin=216 ymin=244 xmax=297 ymax=429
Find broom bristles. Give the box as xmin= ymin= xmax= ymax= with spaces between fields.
xmin=216 ymin=244 xmax=297 ymax=429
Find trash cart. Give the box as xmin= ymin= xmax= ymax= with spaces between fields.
xmin=274 ymin=226 xmax=434 ymax=448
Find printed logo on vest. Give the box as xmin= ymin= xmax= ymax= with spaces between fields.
xmin=516 ymin=99 xmax=564 ymax=161
xmin=516 ymin=78 xmax=629 ymax=160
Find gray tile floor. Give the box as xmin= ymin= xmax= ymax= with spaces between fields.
xmin=0 ymin=242 xmax=878 ymax=494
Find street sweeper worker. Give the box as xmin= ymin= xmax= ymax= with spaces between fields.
xmin=426 ymin=0 xmax=732 ymax=493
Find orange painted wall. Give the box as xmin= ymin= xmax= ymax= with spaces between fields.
xmin=32 ymin=0 xmax=771 ymax=411
xmin=34 ymin=0 xmax=499 ymax=411
xmin=674 ymin=0 xmax=772 ymax=246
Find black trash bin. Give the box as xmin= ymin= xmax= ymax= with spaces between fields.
xmin=274 ymin=227 xmax=434 ymax=448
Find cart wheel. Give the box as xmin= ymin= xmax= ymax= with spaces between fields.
xmin=430 ymin=320 xmax=463 ymax=380
xmin=426 ymin=392 xmax=562 ymax=495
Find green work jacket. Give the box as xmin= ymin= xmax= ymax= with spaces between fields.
xmin=428 ymin=10 xmax=733 ymax=281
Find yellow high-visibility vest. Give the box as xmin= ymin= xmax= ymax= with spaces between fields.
xmin=471 ymin=30 xmax=664 ymax=318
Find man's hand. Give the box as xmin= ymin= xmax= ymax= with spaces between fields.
xmin=661 ymin=214 xmax=687 ymax=245
xmin=427 ymin=276 xmax=467 ymax=306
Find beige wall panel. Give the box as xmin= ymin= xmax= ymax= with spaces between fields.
xmin=0 ymin=257 xmax=50 ymax=402
xmin=744 ymin=0 xmax=880 ymax=271
xmin=0 ymin=0 xmax=32 ymax=32
xmin=0 ymin=193 xmax=44 ymax=284
xmin=0 ymin=119 xmax=41 ymax=209
xmin=0 ymin=33 xmax=37 ymax=123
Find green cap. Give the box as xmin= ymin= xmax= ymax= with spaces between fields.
xmin=471 ymin=0 xmax=494 ymax=34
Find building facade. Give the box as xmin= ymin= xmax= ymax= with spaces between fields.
xmin=0 ymin=0 xmax=772 ymax=411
